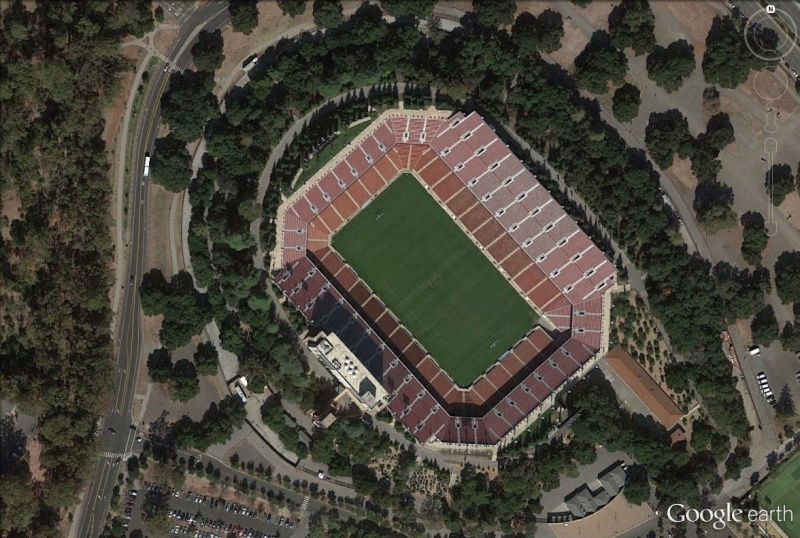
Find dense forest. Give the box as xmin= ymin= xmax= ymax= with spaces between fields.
xmin=0 ymin=0 xmax=155 ymax=534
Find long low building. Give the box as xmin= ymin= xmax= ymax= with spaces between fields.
xmin=273 ymin=109 xmax=616 ymax=448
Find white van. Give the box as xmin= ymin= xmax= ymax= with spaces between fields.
xmin=749 ymin=346 xmax=761 ymax=356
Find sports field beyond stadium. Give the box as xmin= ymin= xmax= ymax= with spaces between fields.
xmin=758 ymin=449 xmax=800 ymax=538
xmin=332 ymin=173 xmax=538 ymax=387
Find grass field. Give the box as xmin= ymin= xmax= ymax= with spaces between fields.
xmin=332 ymin=173 xmax=537 ymax=387
xmin=758 ymin=449 xmax=800 ymax=538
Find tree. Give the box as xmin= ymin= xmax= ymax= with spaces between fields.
xmin=704 ymin=112 xmax=735 ymax=151
xmin=703 ymin=16 xmax=764 ymax=88
xmin=229 ymin=0 xmax=259 ymax=35
xmin=171 ymin=359 xmax=200 ymax=402
xmin=766 ymin=163 xmax=795 ymax=206
xmin=612 ymin=83 xmax=641 ymax=122
xmin=608 ymin=0 xmax=656 ymax=55
xmin=380 ymin=0 xmax=435 ymax=19
xmin=472 ymin=0 xmax=516 ymax=28
xmin=574 ymin=30 xmax=628 ymax=94
xmin=511 ymin=10 xmax=564 ymax=56
xmin=191 ymin=29 xmax=225 ymax=73
xmin=694 ymin=179 xmax=736 ymax=234
xmin=780 ymin=322 xmax=800 ymax=353
xmin=147 ymin=348 xmax=173 ymax=384
xmin=690 ymin=141 xmax=722 ymax=182
xmin=644 ymin=109 xmax=694 ymax=169
xmin=278 ymin=0 xmax=306 ymax=18
xmin=775 ymin=251 xmax=800 ymax=304
xmin=150 ymin=135 xmax=192 ymax=192
xmin=160 ymin=70 xmax=218 ymax=142
xmin=740 ymin=211 xmax=768 ymax=266
xmin=313 ymin=0 xmax=343 ymax=28
xmin=140 ymin=269 xmax=170 ymax=315
xmin=751 ymin=304 xmax=779 ymax=346
xmin=193 ymin=341 xmax=219 ymax=376
xmin=623 ymin=464 xmax=650 ymax=505
xmin=646 ymin=40 xmax=695 ymax=92
xmin=512 ymin=11 xmax=564 ymax=56
xmin=775 ymin=384 xmax=796 ymax=417
xmin=714 ymin=442 xmax=751 ymax=482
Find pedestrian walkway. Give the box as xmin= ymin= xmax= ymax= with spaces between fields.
xmin=301 ymin=495 xmax=310 ymax=511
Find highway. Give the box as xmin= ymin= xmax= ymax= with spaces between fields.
xmin=75 ymin=3 xmax=231 ymax=536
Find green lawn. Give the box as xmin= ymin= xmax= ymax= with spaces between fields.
xmin=758 ymin=449 xmax=800 ymax=538
xmin=332 ymin=173 xmax=537 ymax=386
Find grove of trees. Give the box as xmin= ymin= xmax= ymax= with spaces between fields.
xmin=573 ymin=30 xmax=628 ymax=94
xmin=0 ymin=2 xmax=156 ymax=534
xmin=703 ymin=15 xmax=769 ymax=88
xmin=150 ymin=134 xmax=193 ymax=192
xmin=608 ymin=0 xmax=656 ymax=55
xmin=644 ymin=109 xmax=694 ymax=169
xmin=646 ymin=39 xmax=696 ymax=92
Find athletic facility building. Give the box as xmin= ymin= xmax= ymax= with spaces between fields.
xmin=273 ymin=109 xmax=616 ymax=449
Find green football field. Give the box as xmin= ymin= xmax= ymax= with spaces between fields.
xmin=758 ymin=449 xmax=800 ymax=538
xmin=332 ymin=173 xmax=538 ymax=387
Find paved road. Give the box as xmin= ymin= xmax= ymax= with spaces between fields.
xmin=75 ymin=3 xmax=231 ymax=537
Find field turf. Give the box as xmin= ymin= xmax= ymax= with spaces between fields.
xmin=758 ymin=449 xmax=800 ymax=538
xmin=332 ymin=173 xmax=537 ymax=386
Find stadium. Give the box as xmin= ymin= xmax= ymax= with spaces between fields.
xmin=272 ymin=109 xmax=616 ymax=451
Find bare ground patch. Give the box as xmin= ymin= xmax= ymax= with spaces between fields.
xmin=1 ymin=188 xmax=21 ymax=241
xmin=154 ymin=27 xmax=178 ymax=58
xmin=665 ymin=157 xmax=697 ymax=199
xmin=662 ymin=0 xmax=721 ymax=58
xmin=146 ymin=184 xmax=175 ymax=277
xmin=27 ymin=439 xmax=45 ymax=482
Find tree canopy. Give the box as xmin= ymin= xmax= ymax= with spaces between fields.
xmin=740 ymin=211 xmax=768 ymax=266
xmin=775 ymin=251 xmax=800 ymax=304
xmin=229 ymin=0 xmax=259 ymax=35
xmin=574 ymin=30 xmax=628 ymax=94
xmin=693 ymin=179 xmax=736 ymax=234
xmin=193 ymin=341 xmax=219 ymax=376
xmin=277 ymin=0 xmax=307 ymax=18
xmin=150 ymin=135 xmax=192 ymax=192
xmin=313 ymin=0 xmax=344 ymax=28
xmin=608 ymin=0 xmax=656 ymax=55
xmin=767 ymin=163 xmax=795 ymax=206
xmin=511 ymin=10 xmax=564 ymax=56
xmin=612 ymin=83 xmax=641 ymax=122
xmin=191 ymin=29 xmax=225 ymax=73
xmin=644 ymin=109 xmax=694 ymax=169
xmin=703 ymin=16 xmax=765 ymax=88
xmin=751 ymin=304 xmax=779 ymax=346
xmin=646 ymin=39 xmax=696 ymax=92
xmin=472 ymin=0 xmax=516 ymax=28
xmin=160 ymin=70 xmax=219 ymax=142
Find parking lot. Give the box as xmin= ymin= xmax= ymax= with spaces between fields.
xmin=127 ymin=482 xmax=298 ymax=537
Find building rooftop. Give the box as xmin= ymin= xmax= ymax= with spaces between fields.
xmin=604 ymin=345 xmax=683 ymax=431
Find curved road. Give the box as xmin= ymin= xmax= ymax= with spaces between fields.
xmin=75 ymin=3 xmax=231 ymax=537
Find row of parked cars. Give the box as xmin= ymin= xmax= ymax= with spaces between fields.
xmin=756 ymin=372 xmax=777 ymax=405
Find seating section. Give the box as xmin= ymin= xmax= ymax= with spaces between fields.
xmin=273 ymin=112 xmax=615 ymax=446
